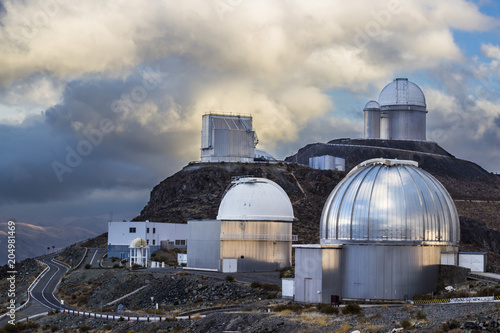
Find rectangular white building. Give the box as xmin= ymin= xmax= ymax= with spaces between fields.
xmin=309 ymin=155 xmax=345 ymax=171
xmin=107 ymin=221 xmax=187 ymax=259
xmin=200 ymin=113 xmax=256 ymax=163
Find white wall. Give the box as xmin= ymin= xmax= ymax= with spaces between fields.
xmin=282 ymin=278 xmax=295 ymax=299
xmin=108 ymin=222 xmax=187 ymax=247
xmin=459 ymin=253 xmax=486 ymax=272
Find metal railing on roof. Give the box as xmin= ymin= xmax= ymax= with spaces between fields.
xmin=220 ymin=233 xmax=298 ymax=241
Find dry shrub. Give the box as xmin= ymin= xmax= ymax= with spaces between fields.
xmin=365 ymin=324 xmax=384 ymax=332
xmin=337 ymin=323 xmax=352 ymax=333
xmin=273 ymin=304 xmax=304 ymax=313
xmin=275 ymin=309 xmax=293 ymax=315
xmin=400 ymin=318 xmax=412 ymax=330
xmin=368 ymin=312 xmax=382 ymax=319
xmin=300 ymin=312 xmax=328 ymax=327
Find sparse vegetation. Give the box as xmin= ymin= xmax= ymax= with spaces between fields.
xmin=77 ymin=295 xmax=89 ymax=306
xmin=79 ymin=325 xmax=90 ymax=332
xmin=84 ymin=264 xmax=91 ymax=269
xmin=316 ymin=303 xmax=339 ymax=315
xmin=414 ymin=309 xmax=427 ymax=320
xmin=337 ymin=323 xmax=353 ymax=333
xmin=262 ymin=283 xmax=281 ymax=291
xmin=400 ymin=318 xmax=412 ymax=330
xmin=250 ymin=281 xmax=262 ymax=288
xmin=342 ymin=303 xmax=362 ymax=315
xmin=225 ymin=275 xmax=235 ymax=282
xmin=441 ymin=319 xmax=461 ymax=332
xmin=0 ymin=322 xmax=40 ymax=333
xmin=266 ymin=292 xmax=277 ymax=299
xmin=273 ymin=303 xmax=304 ymax=313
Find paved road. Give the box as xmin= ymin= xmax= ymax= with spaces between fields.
xmin=30 ymin=256 xmax=69 ymax=310
xmin=0 ymin=254 xmax=70 ymax=326
xmin=83 ymin=248 xmax=107 ymax=268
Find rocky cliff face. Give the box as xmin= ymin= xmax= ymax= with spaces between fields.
xmin=135 ymin=140 xmax=500 ymax=269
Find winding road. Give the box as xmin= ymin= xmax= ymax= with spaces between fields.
xmin=0 ymin=254 xmax=70 ymax=326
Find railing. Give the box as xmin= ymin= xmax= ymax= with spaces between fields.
xmin=220 ymin=234 xmax=298 ymax=241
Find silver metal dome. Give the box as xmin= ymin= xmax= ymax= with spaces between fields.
xmin=320 ymin=158 xmax=459 ymax=245
xmin=363 ymin=100 xmax=380 ymax=110
xmin=378 ymin=78 xmax=426 ymax=107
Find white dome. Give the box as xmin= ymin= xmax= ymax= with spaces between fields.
xmin=378 ymin=78 xmax=426 ymax=107
xmin=321 ymin=158 xmax=459 ymax=245
xmin=363 ymin=100 xmax=380 ymax=110
xmin=217 ymin=177 xmax=294 ymax=221
xmin=130 ymin=238 xmax=148 ymax=248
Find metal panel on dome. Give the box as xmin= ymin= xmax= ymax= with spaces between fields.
xmin=320 ymin=159 xmax=460 ymax=245
xmin=379 ymin=78 xmax=426 ymax=107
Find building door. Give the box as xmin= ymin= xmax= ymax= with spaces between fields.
xmin=304 ymin=278 xmax=313 ymax=303
xmin=222 ymin=258 xmax=238 ymax=273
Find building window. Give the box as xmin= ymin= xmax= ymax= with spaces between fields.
xmin=147 ymin=227 xmax=150 ymax=233
xmin=129 ymin=227 xmax=136 ymax=233
xmin=153 ymin=228 xmax=156 ymax=234
xmin=175 ymin=239 xmax=186 ymax=246
xmin=152 ymin=240 xmax=156 ymax=245
xmin=147 ymin=239 xmax=149 ymax=245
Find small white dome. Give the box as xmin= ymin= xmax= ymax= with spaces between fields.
xmin=130 ymin=238 xmax=148 ymax=248
xmin=363 ymin=100 xmax=380 ymax=110
xmin=217 ymin=177 xmax=294 ymax=221
xmin=378 ymin=78 xmax=426 ymax=107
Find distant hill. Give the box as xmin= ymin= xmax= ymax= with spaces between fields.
xmin=0 ymin=222 xmax=98 ymax=265
xmin=286 ymin=138 xmax=500 ymax=200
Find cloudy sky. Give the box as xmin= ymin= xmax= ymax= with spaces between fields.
xmin=1 ymin=0 xmax=499 ymax=231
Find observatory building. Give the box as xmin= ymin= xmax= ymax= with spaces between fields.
xmin=201 ymin=113 xmax=257 ymax=163
xmin=107 ymin=221 xmax=187 ymax=260
xmin=364 ymin=78 xmax=427 ymax=141
xmin=187 ymin=177 xmax=297 ymax=273
xmin=294 ymin=158 xmax=460 ymax=302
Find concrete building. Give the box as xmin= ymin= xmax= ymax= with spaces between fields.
xmin=187 ymin=177 xmax=297 ymax=272
xmin=309 ymin=155 xmax=345 ymax=171
xmin=364 ymin=78 xmax=427 ymax=141
xmin=201 ymin=113 xmax=257 ymax=163
xmin=107 ymin=221 xmax=187 ymax=259
xmin=294 ymin=158 xmax=460 ymax=302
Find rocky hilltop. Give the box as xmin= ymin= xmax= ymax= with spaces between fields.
xmin=135 ymin=139 xmax=500 ymax=268
xmin=135 ymin=162 xmax=345 ymax=244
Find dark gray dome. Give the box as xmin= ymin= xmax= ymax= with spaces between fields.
xmin=320 ymin=158 xmax=459 ymax=245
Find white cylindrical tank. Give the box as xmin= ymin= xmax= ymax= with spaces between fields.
xmin=363 ymin=100 xmax=380 ymax=139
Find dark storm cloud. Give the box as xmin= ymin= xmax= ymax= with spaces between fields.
xmin=0 ymin=70 xmax=197 ymax=205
